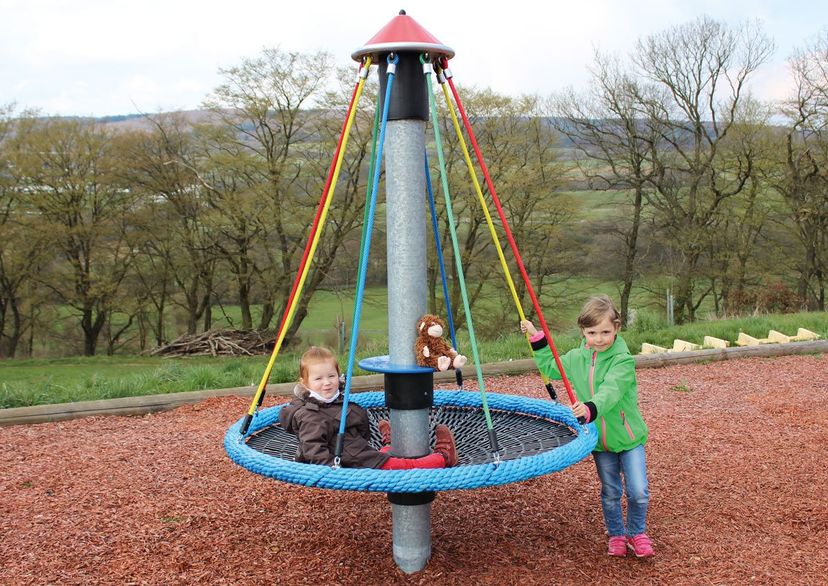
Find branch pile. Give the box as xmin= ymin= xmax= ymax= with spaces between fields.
xmin=149 ymin=329 xmax=275 ymax=357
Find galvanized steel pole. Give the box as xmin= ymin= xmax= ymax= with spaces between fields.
xmin=381 ymin=52 xmax=432 ymax=574
xmin=352 ymin=11 xmax=455 ymax=574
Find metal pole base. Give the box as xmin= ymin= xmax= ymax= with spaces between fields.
xmin=391 ymin=502 xmax=432 ymax=573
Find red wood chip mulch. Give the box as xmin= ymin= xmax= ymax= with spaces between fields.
xmin=1 ymin=354 xmax=826 ymax=585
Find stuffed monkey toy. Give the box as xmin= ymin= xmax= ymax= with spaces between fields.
xmin=415 ymin=314 xmax=467 ymax=371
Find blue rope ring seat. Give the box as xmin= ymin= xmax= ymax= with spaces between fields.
xmin=225 ymin=391 xmax=597 ymax=492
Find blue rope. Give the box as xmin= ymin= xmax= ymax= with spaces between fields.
xmin=335 ymin=53 xmax=399 ymax=464
xmin=225 ymin=391 xmax=597 ymax=492
xmin=424 ymin=152 xmax=458 ymax=350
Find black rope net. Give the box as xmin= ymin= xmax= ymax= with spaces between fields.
xmin=245 ymin=406 xmax=579 ymax=466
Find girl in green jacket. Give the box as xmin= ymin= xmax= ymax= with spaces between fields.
xmin=520 ymin=295 xmax=654 ymax=558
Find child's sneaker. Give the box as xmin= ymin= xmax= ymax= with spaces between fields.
xmin=433 ymin=424 xmax=458 ymax=467
xmin=378 ymin=420 xmax=392 ymax=446
xmin=607 ymin=535 xmax=627 ymax=557
xmin=627 ymin=533 xmax=655 ymax=558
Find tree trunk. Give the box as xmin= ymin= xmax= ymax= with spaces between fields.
xmin=81 ymin=307 xmax=106 ymax=356
xmin=619 ymin=185 xmax=644 ymax=327
xmin=0 ymin=300 xmax=6 ymax=357
xmin=154 ymin=301 xmax=165 ymax=346
xmin=239 ymin=281 xmax=252 ymax=330
xmin=0 ymin=300 xmax=22 ymax=358
xmin=202 ymin=293 xmax=212 ymax=331
xmin=257 ymin=302 xmax=275 ymax=331
xmin=673 ymin=252 xmax=700 ymax=324
xmin=186 ymin=310 xmax=198 ymax=336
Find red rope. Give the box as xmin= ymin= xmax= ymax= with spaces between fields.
xmin=440 ymin=58 xmax=577 ymax=405
xmin=272 ymin=64 xmax=365 ymax=349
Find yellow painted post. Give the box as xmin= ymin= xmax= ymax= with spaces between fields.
xmin=736 ymin=332 xmax=769 ymax=346
xmin=672 ymin=339 xmax=702 ymax=352
xmin=767 ymin=330 xmax=792 ymax=343
xmin=793 ymin=328 xmax=821 ymax=341
xmin=703 ymin=336 xmax=730 ymax=349
xmin=640 ymin=343 xmax=669 ymax=354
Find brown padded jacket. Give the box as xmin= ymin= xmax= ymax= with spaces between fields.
xmin=278 ymin=384 xmax=390 ymax=469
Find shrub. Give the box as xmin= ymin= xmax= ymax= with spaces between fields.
xmin=757 ymin=282 xmax=804 ymax=314
xmin=725 ymin=288 xmax=758 ymax=316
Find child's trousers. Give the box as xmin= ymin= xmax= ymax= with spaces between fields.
xmin=379 ymin=447 xmax=446 ymax=470
xmin=593 ymin=444 xmax=650 ymax=537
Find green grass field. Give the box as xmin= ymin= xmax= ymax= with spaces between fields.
xmin=212 ymin=287 xmax=389 ymax=334
xmin=2 ymin=311 xmax=824 ymax=409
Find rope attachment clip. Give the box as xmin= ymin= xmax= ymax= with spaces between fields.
xmin=420 ymin=52 xmax=432 ymax=75
xmin=358 ymin=56 xmax=372 ymax=80
xmin=386 ymin=52 xmax=399 ymax=76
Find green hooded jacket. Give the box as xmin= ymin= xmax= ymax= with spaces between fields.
xmin=532 ymin=335 xmax=648 ymax=453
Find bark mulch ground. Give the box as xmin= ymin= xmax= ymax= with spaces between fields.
xmin=1 ymin=353 xmax=826 ymax=585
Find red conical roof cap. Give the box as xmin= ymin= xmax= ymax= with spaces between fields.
xmin=352 ymin=10 xmax=454 ymax=61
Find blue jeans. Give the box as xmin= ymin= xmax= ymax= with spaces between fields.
xmin=593 ymin=444 xmax=650 ymax=537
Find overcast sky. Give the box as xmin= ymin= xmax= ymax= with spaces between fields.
xmin=2 ymin=0 xmax=825 ymax=117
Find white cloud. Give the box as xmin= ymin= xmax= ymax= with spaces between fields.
xmin=119 ymin=74 xmax=161 ymax=95
xmin=752 ymin=60 xmax=795 ymax=104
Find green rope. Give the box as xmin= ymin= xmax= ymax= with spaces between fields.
xmin=423 ymin=55 xmax=498 ymax=450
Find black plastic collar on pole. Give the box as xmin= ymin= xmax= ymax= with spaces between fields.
xmin=388 ymin=491 xmax=436 ymax=506
xmin=378 ymin=52 xmax=429 ymax=121
xmin=383 ymin=372 xmax=434 ymax=505
xmin=384 ymin=372 xmax=433 ymax=410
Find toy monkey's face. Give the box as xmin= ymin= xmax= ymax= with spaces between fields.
xmin=418 ymin=317 xmax=445 ymax=338
xmin=426 ymin=322 xmax=443 ymax=338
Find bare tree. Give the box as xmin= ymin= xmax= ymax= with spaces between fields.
xmin=200 ymin=48 xmax=333 ymax=332
xmin=0 ymin=105 xmax=49 ymax=356
xmin=634 ymin=16 xmax=773 ymax=321
xmin=197 ymin=51 xmax=372 ymax=341
xmin=427 ymin=87 xmax=571 ymax=333
xmin=14 ymin=117 xmax=139 ymax=355
xmin=548 ymin=52 xmax=664 ymax=325
xmin=119 ymin=113 xmax=218 ymax=338
xmin=703 ymin=100 xmax=778 ymax=315
xmin=771 ymin=30 xmax=828 ymax=310
xmin=277 ymin=66 xmax=377 ymax=343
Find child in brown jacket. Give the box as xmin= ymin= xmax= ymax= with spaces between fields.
xmin=279 ymin=346 xmax=457 ymax=469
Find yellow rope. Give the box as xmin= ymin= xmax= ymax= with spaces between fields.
xmin=438 ymin=78 xmax=551 ymax=381
xmin=245 ymin=57 xmax=372 ymax=418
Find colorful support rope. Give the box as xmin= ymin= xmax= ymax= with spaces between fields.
xmin=240 ymin=57 xmax=372 ymax=436
xmin=439 ymin=57 xmax=577 ymax=406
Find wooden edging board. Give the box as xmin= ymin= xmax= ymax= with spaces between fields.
xmin=2 ymin=339 xmax=826 ymax=427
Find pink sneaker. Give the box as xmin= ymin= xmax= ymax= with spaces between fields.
xmin=627 ymin=533 xmax=655 ymax=558
xmin=607 ymin=535 xmax=627 ymax=557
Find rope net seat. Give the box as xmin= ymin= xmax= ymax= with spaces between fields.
xmin=225 ymin=391 xmax=597 ymax=492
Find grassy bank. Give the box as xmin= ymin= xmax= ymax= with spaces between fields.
xmin=1 ymin=311 xmax=824 ymax=409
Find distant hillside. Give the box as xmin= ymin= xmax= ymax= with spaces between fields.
xmin=90 ymin=110 xmax=583 ymax=148
xmin=86 ymin=111 xmax=782 ymax=152
xmin=96 ymin=109 xmax=219 ymax=132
